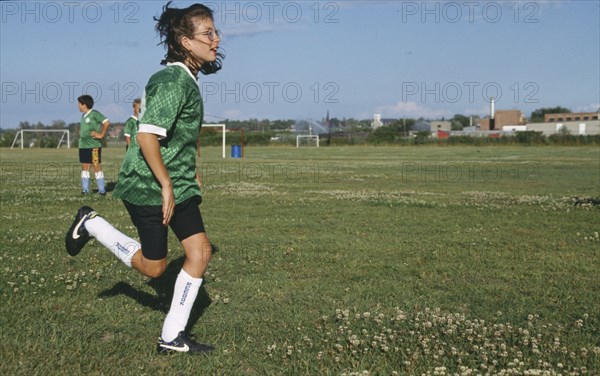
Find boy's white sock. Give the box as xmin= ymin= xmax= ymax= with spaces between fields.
xmin=95 ymin=171 xmax=106 ymax=193
xmin=161 ymin=269 xmax=203 ymax=342
xmin=81 ymin=170 xmax=90 ymax=193
xmin=84 ymin=216 xmax=139 ymax=267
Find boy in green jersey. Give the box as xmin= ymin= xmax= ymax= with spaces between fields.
xmin=66 ymin=2 xmax=223 ymax=354
xmin=123 ymin=98 xmax=141 ymax=151
xmin=77 ymin=95 xmax=110 ymax=195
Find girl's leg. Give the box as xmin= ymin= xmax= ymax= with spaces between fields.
xmin=129 ymin=251 xmax=167 ymax=278
xmin=181 ymin=232 xmax=212 ymax=277
xmin=160 ymin=232 xmax=212 ymax=343
xmin=83 ymin=212 xmax=140 ymax=268
xmin=85 ymin=215 xmax=168 ymax=278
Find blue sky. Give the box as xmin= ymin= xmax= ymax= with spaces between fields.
xmin=1 ymin=0 xmax=599 ymax=128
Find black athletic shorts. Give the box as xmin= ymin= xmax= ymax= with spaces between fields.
xmin=123 ymin=195 xmax=205 ymax=260
xmin=79 ymin=148 xmax=102 ymax=165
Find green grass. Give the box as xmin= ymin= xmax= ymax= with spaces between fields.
xmin=1 ymin=145 xmax=599 ymax=375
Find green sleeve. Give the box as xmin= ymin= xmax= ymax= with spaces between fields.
xmin=93 ymin=110 xmax=107 ymax=129
xmin=139 ymin=82 xmax=184 ymax=134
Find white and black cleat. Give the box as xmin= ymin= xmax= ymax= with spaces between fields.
xmin=157 ymin=331 xmax=214 ymax=355
xmin=65 ymin=206 xmax=97 ymax=257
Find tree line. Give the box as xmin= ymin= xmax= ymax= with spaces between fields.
xmin=2 ymin=107 xmax=592 ymax=148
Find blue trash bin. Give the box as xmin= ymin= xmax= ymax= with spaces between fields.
xmin=231 ymin=144 xmax=242 ymax=158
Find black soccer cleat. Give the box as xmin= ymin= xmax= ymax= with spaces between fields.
xmin=65 ymin=206 xmax=97 ymax=257
xmin=157 ymin=331 xmax=214 ymax=355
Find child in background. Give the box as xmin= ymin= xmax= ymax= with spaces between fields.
xmin=123 ymin=98 xmax=141 ymax=151
xmin=77 ymin=95 xmax=110 ymax=195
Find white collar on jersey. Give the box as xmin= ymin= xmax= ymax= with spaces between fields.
xmin=167 ymin=62 xmax=197 ymax=82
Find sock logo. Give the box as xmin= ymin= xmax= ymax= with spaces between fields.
xmin=180 ymin=282 xmax=192 ymax=306
xmin=114 ymin=242 xmax=130 ymax=256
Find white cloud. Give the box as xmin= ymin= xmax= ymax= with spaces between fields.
xmin=97 ymin=103 xmax=129 ymax=123
xmin=219 ymin=109 xmax=243 ymax=120
xmin=463 ymin=105 xmax=492 ymax=117
xmin=574 ymin=103 xmax=600 ymax=113
xmin=222 ymin=23 xmax=283 ymax=39
xmin=354 ymin=110 xmax=375 ymax=120
xmin=375 ymin=101 xmax=453 ymax=119
xmin=217 ymin=6 xmax=308 ymax=40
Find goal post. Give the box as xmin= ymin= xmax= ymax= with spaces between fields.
xmin=11 ymin=129 xmax=70 ymax=149
xmin=200 ymin=124 xmax=226 ymax=158
xmin=296 ymin=134 xmax=320 ymax=148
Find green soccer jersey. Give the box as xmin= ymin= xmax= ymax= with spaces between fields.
xmin=113 ymin=63 xmax=203 ymax=206
xmin=123 ymin=115 xmax=139 ymax=142
xmin=79 ymin=109 xmax=108 ymax=149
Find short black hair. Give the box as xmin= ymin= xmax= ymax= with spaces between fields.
xmin=78 ymin=95 xmax=94 ymax=109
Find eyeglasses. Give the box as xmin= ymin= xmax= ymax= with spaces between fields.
xmin=193 ymin=29 xmax=221 ymax=42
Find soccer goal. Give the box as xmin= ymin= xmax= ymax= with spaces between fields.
xmin=200 ymin=124 xmax=226 ymax=158
xmin=11 ymin=129 xmax=70 ymax=149
xmin=296 ymin=134 xmax=320 ymax=148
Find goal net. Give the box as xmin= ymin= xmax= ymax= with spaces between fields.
xmin=296 ymin=134 xmax=320 ymax=148
xmin=11 ymin=129 xmax=70 ymax=149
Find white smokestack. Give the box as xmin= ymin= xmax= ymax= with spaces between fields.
xmin=490 ymin=97 xmax=495 ymax=119
xmin=372 ymin=113 xmax=382 ymax=129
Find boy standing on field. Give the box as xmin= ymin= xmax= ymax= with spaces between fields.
xmin=77 ymin=95 xmax=110 ymax=195
xmin=124 ymin=98 xmax=141 ymax=151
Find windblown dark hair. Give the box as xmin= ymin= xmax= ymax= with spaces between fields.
xmin=154 ymin=2 xmax=224 ymax=75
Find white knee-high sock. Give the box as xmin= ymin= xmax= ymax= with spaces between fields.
xmin=95 ymin=171 xmax=106 ymax=193
xmin=161 ymin=269 xmax=203 ymax=342
xmin=84 ymin=216 xmax=139 ymax=267
xmin=81 ymin=170 xmax=90 ymax=193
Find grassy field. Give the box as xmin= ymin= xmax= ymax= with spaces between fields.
xmin=1 ymin=145 xmax=599 ymax=375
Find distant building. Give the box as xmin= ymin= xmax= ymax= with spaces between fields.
xmin=372 ymin=114 xmax=398 ymax=129
xmin=430 ymin=121 xmax=451 ymax=131
xmin=479 ymin=110 xmax=525 ymax=130
xmin=495 ymin=110 xmax=600 ymax=135
xmin=323 ymin=110 xmax=331 ymax=130
xmin=544 ymin=112 xmax=598 ymax=123
xmin=412 ymin=119 xmax=431 ymax=132
xmin=372 ymin=114 xmax=383 ymax=128
xmin=527 ymin=119 xmax=600 ymax=136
